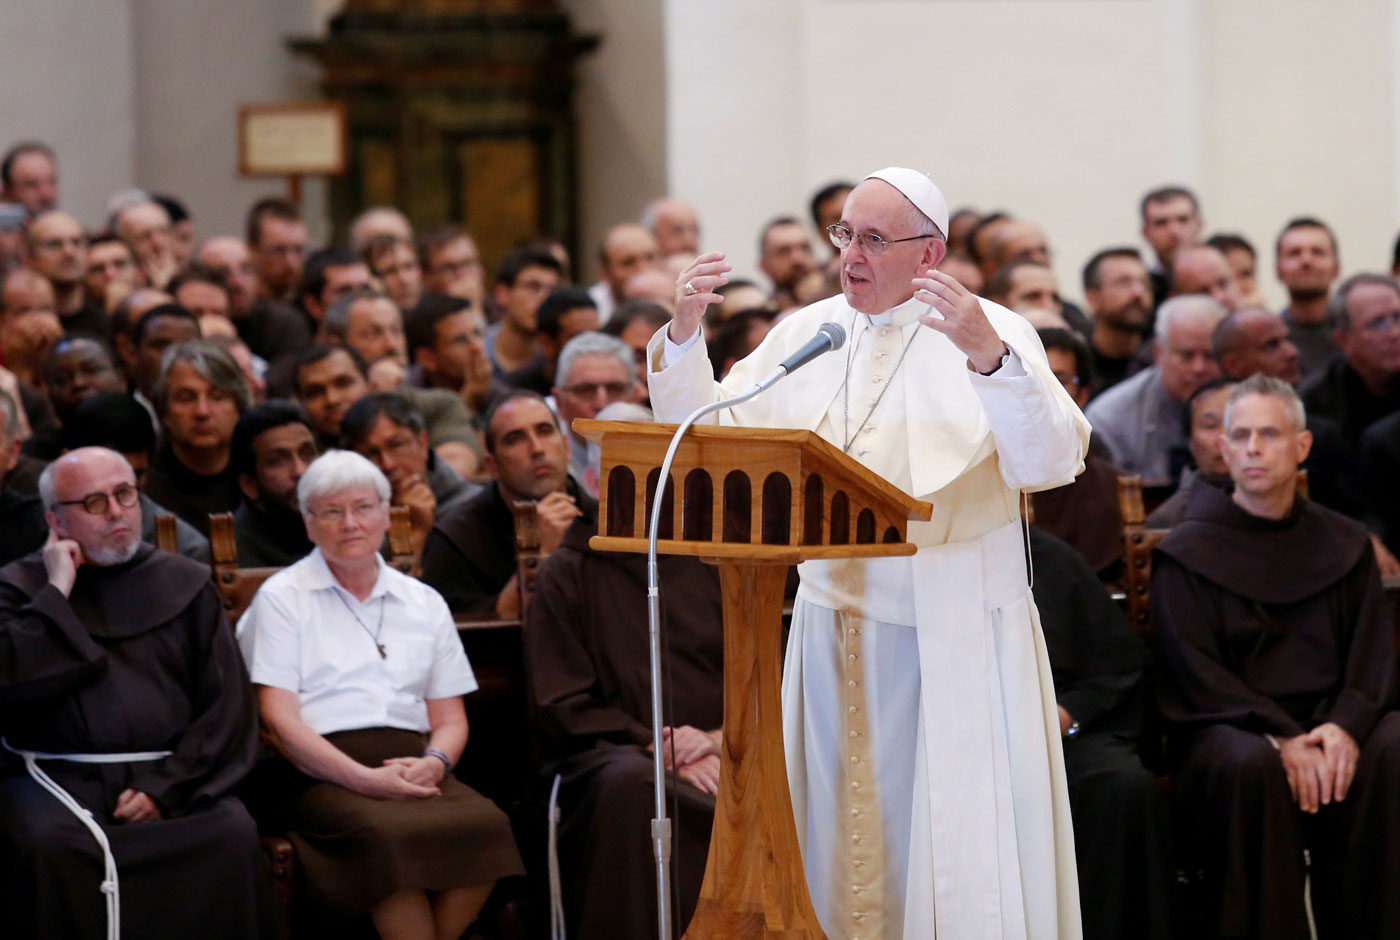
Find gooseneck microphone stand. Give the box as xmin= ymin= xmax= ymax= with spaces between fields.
xmin=645 ymin=385 xmax=767 ymax=940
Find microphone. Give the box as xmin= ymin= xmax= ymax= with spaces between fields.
xmin=754 ymin=322 xmax=847 ymax=391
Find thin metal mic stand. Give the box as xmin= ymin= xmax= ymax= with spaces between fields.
xmin=645 ymin=384 xmax=766 ymax=940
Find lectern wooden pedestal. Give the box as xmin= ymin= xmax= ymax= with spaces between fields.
xmin=574 ymin=420 xmax=933 ymax=940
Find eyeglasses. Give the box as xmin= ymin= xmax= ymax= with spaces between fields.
xmin=306 ymin=500 xmax=385 ymax=525
xmin=826 ymin=223 xmax=934 ymax=255
xmin=560 ymin=381 xmax=632 ymax=399
xmin=55 ymin=483 xmax=140 ymax=516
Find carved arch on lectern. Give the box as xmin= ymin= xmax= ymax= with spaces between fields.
xmin=607 ymin=465 xmax=635 ymax=537
xmin=761 ymin=472 xmax=792 ymax=545
xmin=683 ymin=468 xmax=713 ymax=541
xmin=723 ymin=470 xmax=751 ymax=542
xmin=856 ymin=508 xmax=876 ymax=544
xmin=803 ymin=473 xmax=824 ymax=545
xmin=830 ymin=490 xmax=850 ymax=544
xmin=645 ymin=467 xmax=675 ymax=540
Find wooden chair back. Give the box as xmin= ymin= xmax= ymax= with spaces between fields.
xmin=1118 ymin=475 xmax=1169 ymax=639
xmin=510 ymin=500 xmax=545 ymax=618
xmin=153 ymin=512 xmax=179 ymax=553
xmin=208 ymin=506 xmax=417 ymax=622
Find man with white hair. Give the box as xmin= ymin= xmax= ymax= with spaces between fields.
xmin=0 ymin=446 xmax=275 ymax=939
xmin=657 ymin=168 xmax=1089 ymax=939
xmin=552 ymin=331 xmax=641 ymax=491
xmin=641 ymin=197 xmax=701 ymax=257
xmin=1085 ymin=294 xmax=1226 ymax=484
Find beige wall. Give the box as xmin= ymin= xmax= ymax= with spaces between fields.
xmin=0 ymin=0 xmax=137 ymax=229
xmin=0 ymin=0 xmax=327 ymax=241
xmin=561 ymin=0 xmax=668 ymax=282
xmin=131 ymin=0 xmax=328 ymax=245
xmin=665 ymin=0 xmax=1397 ymax=309
xmin=5 ymin=0 xmax=1394 ymax=301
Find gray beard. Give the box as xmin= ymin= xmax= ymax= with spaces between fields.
xmin=85 ymin=536 xmax=141 ymax=566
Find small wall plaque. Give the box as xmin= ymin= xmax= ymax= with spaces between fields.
xmin=238 ymin=102 xmax=347 ymax=177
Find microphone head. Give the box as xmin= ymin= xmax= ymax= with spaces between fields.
xmin=817 ymin=321 xmax=847 ymax=350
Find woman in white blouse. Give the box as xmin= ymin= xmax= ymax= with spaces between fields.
xmin=237 ymin=450 xmax=522 ymax=940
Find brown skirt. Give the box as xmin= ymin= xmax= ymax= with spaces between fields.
xmin=285 ymin=727 xmax=524 ymax=917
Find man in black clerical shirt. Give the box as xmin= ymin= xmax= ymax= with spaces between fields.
xmin=143 ymin=340 xmax=250 ymax=536
xmin=230 ymin=400 xmax=317 ymax=567
xmin=1152 ymin=374 xmax=1400 ymax=940
xmin=0 ymin=446 xmax=275 ymax=939
xmin=421 ymin=390 xmax=594 ymax=616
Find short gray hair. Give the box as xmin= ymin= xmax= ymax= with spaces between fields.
xmin=557 ymin=331 xmax=637 ymax=388
xmin=1155 ymin=294 xmax=1227 ymax=342
xmin=152 ymin=340 xmax=252 ymax=416
xmin=1224 ymin=373 xmax=1307 ymax=432
xmin=0 ymin=388 xmax=18 ymax=443
xmin=297 ymin=449 xmax=390 ymax=517
xmin=321 ymin=288 xmax=389 ymax=343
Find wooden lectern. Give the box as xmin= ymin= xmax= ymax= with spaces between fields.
xmin=574 ymin=419 xmax=933 ymax=940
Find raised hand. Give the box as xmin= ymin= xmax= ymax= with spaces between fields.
xmin=42 ymin=529 xmax=83 ymax=597
xmin=913 ymin=268 xmax=1007 ymax=374
xmin=670 ymin=251 xmax=731 ymax=344
xmin=535 ymin=491 xmax=581 ymax=554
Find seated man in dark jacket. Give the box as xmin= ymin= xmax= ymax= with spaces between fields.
xmin=421 ymin=390 xmax=594 ymax=616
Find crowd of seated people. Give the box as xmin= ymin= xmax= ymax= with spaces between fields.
xmin=2 ymin=134 xmax=1400 ymax=940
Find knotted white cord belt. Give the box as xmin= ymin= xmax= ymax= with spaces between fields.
xmin=2 ymin=737 xmax=172 ymax=940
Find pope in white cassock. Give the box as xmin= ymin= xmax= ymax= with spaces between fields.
xmin=647 ymin=168 xmax=1090 ymax=940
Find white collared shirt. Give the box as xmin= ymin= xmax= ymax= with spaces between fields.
xmin=237 ymin=548 xmax=477 ymax=736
